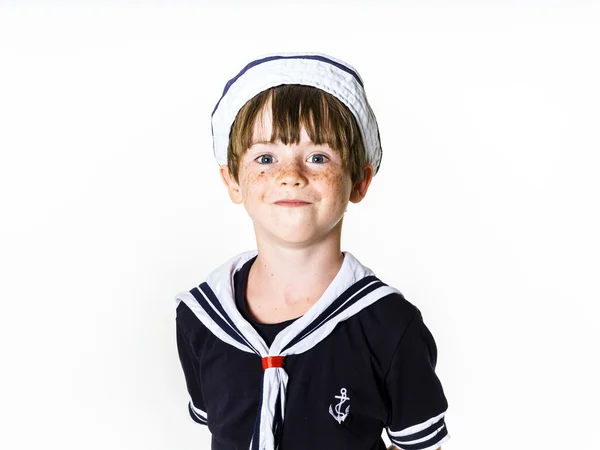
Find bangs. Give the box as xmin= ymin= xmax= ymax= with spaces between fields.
xmin=227 ymin=84 xmax=366 ymax=183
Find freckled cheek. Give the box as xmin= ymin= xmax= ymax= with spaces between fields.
xmin=241 ymin=170 xmax=271 ymax=202
xmin=311 ymin=170 xmax=349 ymax=209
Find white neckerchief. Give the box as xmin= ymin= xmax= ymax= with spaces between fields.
xmin=175 ymin=250 xmax=400 ymax=450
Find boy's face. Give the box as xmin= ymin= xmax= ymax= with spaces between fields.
xmin=220 ymin=107 xmax=373 ymax=247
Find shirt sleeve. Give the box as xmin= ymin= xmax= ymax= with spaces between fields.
xmin=176 ymin=310 xmax=208 ymax=426
xmin=384 ymin=309 xmax=450 ymax=450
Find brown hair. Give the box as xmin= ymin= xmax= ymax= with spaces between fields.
xmin=227 ymin=84 xmax=367 ymax=185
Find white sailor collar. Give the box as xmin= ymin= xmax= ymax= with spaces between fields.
xmin=175 ymin=250 xmax=400 ymax=450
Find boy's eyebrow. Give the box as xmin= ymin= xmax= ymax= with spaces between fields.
xmin=249 ymin=140 xmax=336 ymax=153
xmin=250 ymin=139 xmax=326 ymax=146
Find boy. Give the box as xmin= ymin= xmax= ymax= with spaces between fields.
xmin=175 ymin=53 xmax=449 ymax=450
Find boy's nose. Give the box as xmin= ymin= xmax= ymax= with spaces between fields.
xmin=277 ymin=162 xmax=308 ymax=187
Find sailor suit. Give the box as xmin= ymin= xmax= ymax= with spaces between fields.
xmin=175 ymin=251 xmax=450 ymax=450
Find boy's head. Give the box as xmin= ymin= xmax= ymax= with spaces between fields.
xmin=211 ymin=53 xmax=381 ymax=244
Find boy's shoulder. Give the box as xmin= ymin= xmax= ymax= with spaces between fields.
xmin=353 ymin=289 xmax=421 ymax=350
xmin=361 ymin=289 xmax=419 ymax=330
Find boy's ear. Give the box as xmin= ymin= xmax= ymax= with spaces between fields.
xmin=219 ymin=165 xmax=243 ymax=204
xmin=349 ymin=164 xmax=375 ymax=204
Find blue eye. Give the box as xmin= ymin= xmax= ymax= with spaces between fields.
xmin=256 ymin=155 xmax=275 ymax=164
xmin=310 ymin=154 xmax=329 ymax=164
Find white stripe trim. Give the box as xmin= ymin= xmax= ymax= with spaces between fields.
xmin=390 ymin=424 xmax=446 ymax=445
xmin=190 ymin=411 xmax=207 ymax=424
xmin=390 ymin=433 xmax=450 ymax=450
xmin=188 ymin=414 xmax=207 ymax=425
xmin=189 ymin=401 xmax=207 ymax=420
xmin=387 ymin=410 xmax=446 ymax=438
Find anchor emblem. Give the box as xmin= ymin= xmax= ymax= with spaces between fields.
xmin=328 ymin=388 xmax=350 ymax=424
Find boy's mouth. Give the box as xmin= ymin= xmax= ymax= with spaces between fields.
xmin=274 ymin=200 xmax=311 ymax=207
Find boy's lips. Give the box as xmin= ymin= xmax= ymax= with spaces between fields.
xmin=274 ymin=200 xmax=312 ymax=207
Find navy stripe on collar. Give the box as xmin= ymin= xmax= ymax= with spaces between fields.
xmin=282 ymin=276 xmax=385 ymax=352
xmin=191 ymin=283 xmax=260 ymax=355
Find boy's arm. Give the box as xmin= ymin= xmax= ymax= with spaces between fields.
xmin=383 ymin=308 xmax=450 ymax=450
xmin=176 ymin=306 xmax=208 ymax=425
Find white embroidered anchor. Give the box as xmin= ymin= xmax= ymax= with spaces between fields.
xmin=328 ymin=388 xmax=350 ymax=424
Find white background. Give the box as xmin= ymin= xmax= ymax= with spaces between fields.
xmin=1 ymin=1 xmax=599 ymax=449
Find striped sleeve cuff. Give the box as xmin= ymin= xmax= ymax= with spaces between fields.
xmin=187 ymin=401 xmax=208 ymax=425
xmin=387 ymin=411 xmax=449 ymax=450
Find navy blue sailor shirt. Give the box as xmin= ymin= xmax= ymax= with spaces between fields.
xmin=176 ymin=256 xmax=450 ymax=450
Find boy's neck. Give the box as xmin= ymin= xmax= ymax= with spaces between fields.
xmin=247 ymin=232 xmax=345 ymax=310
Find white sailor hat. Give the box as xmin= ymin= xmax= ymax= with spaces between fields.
xmin=211 ymin=52 xmax=383 ymax=174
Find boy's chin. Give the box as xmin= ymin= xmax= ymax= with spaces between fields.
xmin=256 ymin=227 xmax=328 ymax=247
